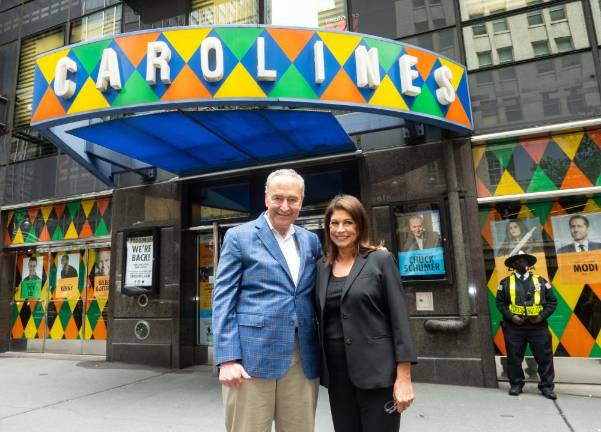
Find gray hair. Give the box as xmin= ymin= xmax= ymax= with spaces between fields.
xmin=265 ymin=169 xmax=305 ymax=197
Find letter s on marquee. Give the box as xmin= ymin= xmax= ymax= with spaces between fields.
xmin=434 ymin=66 xmax=455 ymax=105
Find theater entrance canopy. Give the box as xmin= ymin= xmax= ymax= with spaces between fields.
xmin=30 ymin=25 xmax=473 ymax=185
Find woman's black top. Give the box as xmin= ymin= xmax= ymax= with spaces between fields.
xmin=324 ymin=274 xmax=347 ymax=340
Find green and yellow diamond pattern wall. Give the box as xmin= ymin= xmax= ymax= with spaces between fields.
xmin=31 ymin=26 xmax=472 ymax=132
xmin=473 ymin=130 xmax=601 ymax=198
xmin=3 ymin=197 xmax=111 ymax=246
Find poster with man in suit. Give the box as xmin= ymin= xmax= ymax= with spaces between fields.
xmin=398 ymin=211 xmax=445 ymax=277
xmin=552 ymin=213 xmax=601 ymax=284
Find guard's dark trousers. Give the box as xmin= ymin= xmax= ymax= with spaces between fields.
xmin=503 ymin=322 xmax=555 ymax=390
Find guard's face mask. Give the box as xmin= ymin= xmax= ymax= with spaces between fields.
xmin=514 ymin=263 xmax=528 ymax=274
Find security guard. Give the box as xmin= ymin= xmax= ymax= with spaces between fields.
xmin=496 ymin=251 xmax=558 ymax=399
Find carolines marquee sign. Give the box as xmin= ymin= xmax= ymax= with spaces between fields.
xmin=31 ymin=26 xmax=472 ymax=132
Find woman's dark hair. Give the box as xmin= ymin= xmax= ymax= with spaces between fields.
xmin=504 ymin=219 xmax=528 ymax=241
xmin=323 ymin=194 xmax=379 ymax=265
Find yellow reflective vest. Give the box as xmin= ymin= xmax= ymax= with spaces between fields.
xmin=508 ymin=274 xmax=543 ymax=317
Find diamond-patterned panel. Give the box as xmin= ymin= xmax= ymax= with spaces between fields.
xmin=474 ymin=130 xmax=601 ymax=198
xmin=481 ymin=195 xmax=601 ymax=358
xmin=3 ymin=197 xmax=112 ymax=246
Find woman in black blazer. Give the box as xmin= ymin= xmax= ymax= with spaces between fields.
xmin=316 ymin=194 xmax=417 ymax=432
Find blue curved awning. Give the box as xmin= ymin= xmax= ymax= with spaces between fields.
xmin=66 ymin=109 xmax=356 ymax=176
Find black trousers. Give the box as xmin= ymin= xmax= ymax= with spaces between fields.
xmin=503 ymin=322 xmax=555 ymax=390
xmin=325 ymin=338 xmax=400 ymax=432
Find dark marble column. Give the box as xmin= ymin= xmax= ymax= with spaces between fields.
xmin=107 ymin=182 xmax=182 ymax=368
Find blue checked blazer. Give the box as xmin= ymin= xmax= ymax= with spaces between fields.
xmin=212 ymin=214 xmax=322 ymax=380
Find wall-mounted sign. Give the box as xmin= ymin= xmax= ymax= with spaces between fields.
xmin=125 ymin=236 xmax=154 ymax=286
xmin=31 ymin=26 xmax=472 ymax=132
xmin=122 ymin=228 xmax=160 ymax=296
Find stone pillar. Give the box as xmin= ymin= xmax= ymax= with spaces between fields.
xmin=107 ymin=182 xmax=182 ymax=368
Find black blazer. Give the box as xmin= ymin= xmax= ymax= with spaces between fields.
xmin=315 ymin=250 xmax=417 ymax=389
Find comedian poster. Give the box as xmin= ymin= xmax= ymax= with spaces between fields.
xmin=551 ymin=213 xmax=601 ymax=284
xmin=490 ymin=217 xmax=548 ymax=281
xmin=20 ymin=256 xmax=43 ymax=300
xmin=398 ymin=210 xmax=445 ymax=277
xmin=93 ymin=249 xmax=111 ymax=298
xmin=56 ymin=252 xmax=80 ymax=299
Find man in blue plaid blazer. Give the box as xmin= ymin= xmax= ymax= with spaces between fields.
xmin=213 ymin=169 xmax=322 ymax=432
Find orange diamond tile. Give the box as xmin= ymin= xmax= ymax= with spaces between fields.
xmin=320 ymin=69 xmax=366 ymax=104
xmin=162 ymin=64 xmax=211 ymax=101
xmin=267 ymin=28 xmax=315 ymax=62
xmin=115 ymin=32 xmax=160 ymax=67
xmin=560 ymin=315 xmax=595 ymax=357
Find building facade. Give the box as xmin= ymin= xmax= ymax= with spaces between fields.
xmin=0 ymin=0 xmax=599 ymax=387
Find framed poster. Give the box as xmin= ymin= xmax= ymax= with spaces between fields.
xmin=489 ymin=217 xmax=548 ymax=281
xmin=121 ymin=227 xmax=160 ymax=296
xmin=551 ymin=213 xmax=601 ymax=284
xmin=20 ymin=255 xmax=43 ymax=300
xmin=392 ymin=201 xmax=450 ymax=282
xmin=56 ymin=252 xmax=81 ymax=300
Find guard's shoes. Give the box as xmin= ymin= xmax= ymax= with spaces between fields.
xmin=541 ymin=389 xmax=557 ymax=400
xmin=508 ymin=385 xmax=523 ymax=396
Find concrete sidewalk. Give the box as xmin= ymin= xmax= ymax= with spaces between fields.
xmin=0 ymin=354 xmax=599 ymax=432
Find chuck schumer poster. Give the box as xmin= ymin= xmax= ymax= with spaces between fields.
xmin=398 ymin=210 xmax=445 ymax=277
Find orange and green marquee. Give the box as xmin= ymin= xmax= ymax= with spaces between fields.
xmin=31 ymin=25 xmax=473 ymax=132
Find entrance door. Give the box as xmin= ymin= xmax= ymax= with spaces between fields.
xmin=9 ymin=244 xmax=111 ymax=355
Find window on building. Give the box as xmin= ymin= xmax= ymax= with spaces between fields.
xmin=464 ymin=2 xmax=589 ymax=70
xmin=481 ymin=99 xmax=499 ymax=123
xmin=497 ymin=46 xmax=514 ymax=63
xmin=264 ymin=0 xmax=348 ymax=30
xmin=478 ymin=50 xmax=493 ymax=67
xmin=527 ymin=10 xmax=544 ymax=26
xmin=476 ymin=71 xmax=494 ymax=85
xmin=14 ymin=27 xmax=65 ymax=129
xmin=492 ymin=18 xmax=508 ymax=33
xmin=542 ymin=90 xmax=561 ymax=116
xmin=536 ymin=59 xmax=554 ymax=74
xmin=555 ymin=36 xmax=574 ymax=52
xmin=70 ymin=4 xmax=122 ymax=44
xmin=472 ymin=23 xmax=487 ymax=36
xmin=9 ymin=129 xmax=58 ymax=163
xmin=504 ymin=96 xmax=523 ymax=121
xmin=498 ymin=67 xmax=516 ymax=81
xmin=413 ymin=0 xmax=425 ymax=7
xmin=532 ymin=40 xmax=550 ymax=57
xmin=459 ymin=0 xmax=552 ymax=20
xmin=566 ymin=86 xmax=586 ymax=113
xmin=191 ymin=0 xmax=259 ymax=25
xmin=549 ymin=5 xmax=566 ymax=21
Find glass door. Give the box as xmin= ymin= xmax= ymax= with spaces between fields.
xmin=196 ymin=229 xmax=215 ymax=348
xmin=45 ymin=248 xmax=87 ymax=354
xmin=10 ymin=250 xmax=50 ymax=353
xmin=9 ymin=243 xmax=111 ymax=355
